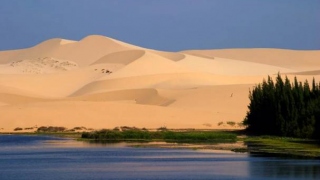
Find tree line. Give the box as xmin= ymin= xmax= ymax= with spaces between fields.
xmin=244 ymin=74 xmax=320 ymax=139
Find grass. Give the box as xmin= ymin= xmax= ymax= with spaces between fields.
xmin=81 ymin=129 xmax=237 ymax=143
xmin=242 ymin=136 xmax=320 ymax=158
xmin=0 ymin=131 xmax=83 ymax=139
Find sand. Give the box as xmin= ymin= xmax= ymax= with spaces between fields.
xmin=0 ymin=35 xmax=319 ymax=132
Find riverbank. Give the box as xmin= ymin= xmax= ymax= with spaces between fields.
xmin=2 ymin=129 xmax=320 ymax=159
xmin=80 ymin=129 xmax=320 ymax=158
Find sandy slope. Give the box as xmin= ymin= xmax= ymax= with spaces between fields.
xmin=182 ymin=49 xmax=320 ymax=71
xmin=0 ymin=101 xmax=220 ymax=130
xmin=0 ymin=68 xmax=104 ymax=97
xmin=0 ymin=35 xmax=319 ymax=132
xmin=177 ymin=54 xmax=295 ymax=75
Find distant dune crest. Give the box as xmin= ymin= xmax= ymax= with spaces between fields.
xmin=0 ymin=34 xmax=319 ymax=132
xmin=59 ymin=39 xmax=77 ymax=45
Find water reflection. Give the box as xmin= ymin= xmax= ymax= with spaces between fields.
xmin=0 ymin=135 xmax=319 ymax=180
xmin=248 ymin=157 xmax=320 ymax=179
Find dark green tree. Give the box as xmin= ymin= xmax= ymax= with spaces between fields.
xmin=244 ymin=74 xmax=320 ymax=139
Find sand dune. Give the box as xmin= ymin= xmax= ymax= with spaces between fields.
xmin=0 ymin=57 xmax=78 ymax=74
xmin=178 ymin=54 xmax=295 ymax=75
xmin=150 ymin=50 xmax=186 ymax=61
xmin=60 ymin=39 xmax=77 ymax=45
xmin=0 ymin=35 xmax=319 ymax=132
xmin=103 ymin=51 xmax=193 ymax=79
xmin=91 ymin=50 xmax=145 ymax=65
xmin=0 ymin=68 xmax=104 ymax=97
xmin=0 ymin=101 xmax=221 ymax=129
xmin=0 ymin=38 xmax=65 ymax=64
xmin=182 ymin=48 xmax=320 ymax=71
xmin=52 ymin=35 xmax=133 ymax=66
xmin=0 ymin=35 xmax=138 ymax=67
xmin=70 ymin=88 xmax=174 ymax=106
xmin=0 ymin=93 xmax=50 ymax=105
xmin=287 ymin=70 xmax=320 ymax=76
xmin=71 ymin=72 xmax=267 ymax=96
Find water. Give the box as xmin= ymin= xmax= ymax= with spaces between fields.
xmin=0 ymin=135 xmax=319 ymax=180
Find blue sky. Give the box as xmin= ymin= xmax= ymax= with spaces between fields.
xmin=0 ymin=0 xmax=319 ymax=51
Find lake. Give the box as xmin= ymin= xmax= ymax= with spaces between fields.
xmin=0 ymin=135 xmax=319 ymax=180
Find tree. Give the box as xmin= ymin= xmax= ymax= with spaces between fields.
xmin=244 ymin=75 xmax=320 ymax=139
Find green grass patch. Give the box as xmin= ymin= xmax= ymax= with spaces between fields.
xmin=81 ymin=130 xmax=237 ymax=143
xmin=244 ymin=136 xmax=320 ymax=158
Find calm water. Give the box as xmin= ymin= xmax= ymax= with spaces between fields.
xmin=0 ymin=135 xmax=319 ymax=180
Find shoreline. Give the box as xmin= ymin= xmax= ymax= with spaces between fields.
xmin=2 ymin=130 xmax=319 ymax=159
xmin=0 ymin=129 xmax=246 ymax=151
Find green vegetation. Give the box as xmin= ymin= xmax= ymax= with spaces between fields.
xmin=243 ymin=136 xmax=320 ymax=158
xmin=244 ymin=74 xmax=320 ymax=139
xmin=81 ymin=129 xmax=320 ymax=158
xmin=241 ymin=74 xmax=320 ymax=158
xmin=81 ymin=129 xmax=237 ymax=143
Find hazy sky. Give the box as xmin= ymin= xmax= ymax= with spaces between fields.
xmin=0 ymin=0 xmax=319 ymax=51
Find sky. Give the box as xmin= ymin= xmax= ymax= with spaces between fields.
xmin=0 ymin=0 xmax=319 ymax=51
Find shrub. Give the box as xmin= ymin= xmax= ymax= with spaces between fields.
xmin=14 ymin=127 xmax=23 ymax=131
xmin=227 ymin=121 xmax=236 ymax=126
xmin=37 ymin=126 xmax=66 ymax=132
xmin=113 ymin=127 xmax=120 ymax=131
xmin=157 ymin=126 xmax=168 ymax=131
xmin=120 ymin=126 xmax=139 ymax=131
